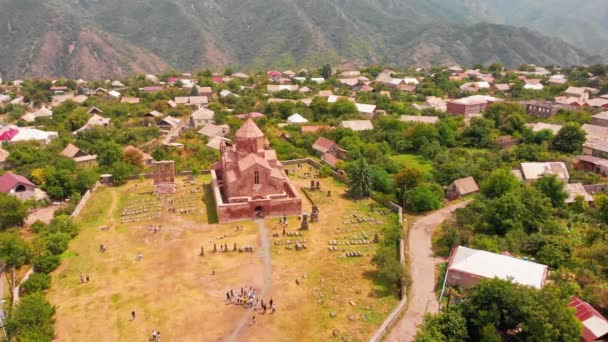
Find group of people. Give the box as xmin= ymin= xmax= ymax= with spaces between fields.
xmin=150 ymin=329 xmax=161 ymax=341
xmin=225 ymin=287 xmax=276 ymax=315
xmin=79 ymin=274 xmax=90 ymax=283
xmin=148 ymin=225 xmax=162 ymax=233
xmin=99 ymin=244 xmax=108 ymax=253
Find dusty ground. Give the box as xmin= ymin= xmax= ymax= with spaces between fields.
xmin=25 ymin=204 xmax=62 ymax=226
xmin=386 ymin=200 xmax=471 ymax=342
xmin=48 ymin=173 xmax=401 ymax=341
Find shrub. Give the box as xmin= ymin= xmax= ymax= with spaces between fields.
xmin=21 ymin=273 xmax=51 ymax=294
xmin=32 ymin=254 xmax=61 ymax=274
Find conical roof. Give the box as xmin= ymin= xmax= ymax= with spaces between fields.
xmin=236 ymin=118 xmax=264 ymax=139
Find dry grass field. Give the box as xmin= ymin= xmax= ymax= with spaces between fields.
xmin=48 ymin=172 xmax=401 ymax=341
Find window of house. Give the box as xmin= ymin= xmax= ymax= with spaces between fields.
xmin=254 ymin=171 xmax=260 ymax=185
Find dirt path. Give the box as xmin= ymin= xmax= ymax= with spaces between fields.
xmin=226 ymin=219 xmax=272 ymax=341
xmin=386 ymin=200 xmax=471 ymax=342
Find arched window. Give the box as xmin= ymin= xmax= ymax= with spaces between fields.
xmin=254 ymin=171 xmax=260 ymax=185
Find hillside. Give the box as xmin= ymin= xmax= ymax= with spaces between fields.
xmin=0 ymin=0 xmax=602 ymax=79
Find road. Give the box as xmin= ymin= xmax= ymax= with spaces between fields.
xmin=386 ymin=200 xmax=471 ymax=342
xmin=226 ymin=219 xmax=272 ymax=341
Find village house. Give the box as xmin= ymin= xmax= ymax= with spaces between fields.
xmin=399 ymin=115 xmax=439 ymax=124
xmin=123 ymin=145 xmax=154 ymax=166
xmin=219 ymin=89 xmax=239 ymax=98
xmin=446 ymin=246 xmax=548 ymax=290
xmin=582 ymin=124 xmax=608 ymax=142
xmin=521 ymin=100 xmax=576 ymax=119
xmin=190 ymin=108 xmax=215 ymax=128
xmin=513 ymin=162 xmax=569 ymax=183
xmin=120 ymin=96 xmax=140 ymax=104
xmin=583 ymin=140 xmax=608 ymax=159
xmin=523 ymin=79 xmax=544 ymax=91
xmin=87 ymin=106 xmax=103 ymax=115
xmin=339 ymin=120 xmax=374 ymax=131
xmin=548 ymin=74 xmax=568 ymax=85
xmin=312 ymin=137 xmax=347 ymax=167
xmin=210 ymin=118 xmax=302 ymax=222
xmin=234 ymin=112 xmax=265 ymax=120
xmin=267 ymin=84 xmax=299 ymax=93
xmin=21 ymin=107 xmax=53 ymax=123
xmin=74 ymin=114 xmax=111 ymax=134
xmin=143 ymin=110 xmax=163 ymax=125
xmin=575 ymin=155 xmax=608 ymax=176
xmin=206 ymin=136 xmax=231 ymax=151
xmin=0 ymin=126 xmax=58 ymax=145
xmin=0 ymin=171 xmax=47 ymax=201
xmin=445 ymin=176 xmax=479 ymax=200
xmin=197 ymin=86 xmax=213 ymax=97
xmin=355 ymin=103 xmax=377 ymax=118
xmin=565 ymin=183 xmax=594 ymax=204
xmin=287 ymin=113 xmax=309 ymax=124
xmin=564 ymin=86 xmax=595 ymax=102
xmin=158 ymin=116 xmax=181 ymax=129
xmin=526 ymin=122 xmax=563 ymax=135
xmin=460 ymin=81 xmax=490 ymax=93
xmin=492 ymin=83 xmax=511 ymax=92
xmin=72 ymin=95 xmax=88 ymax=104
xmin=198 ymin=123 xmax=230 ymax=138
xmin=412 ymin=96 xmax=447 ymax=112
xmin=339 ymin=78 xmax=359 ymax=87
xmin=568 ymin=296 xmax=608 ymax=342
xmin=60 ymin=143 xmax=97 ymax=167
xmin=591 ymin=112 xmax=608 ymax=127
xmin=175 ymin=96 xmax=208 ymax=108
xmin=446 ymin=95 xmax=503 ymax=116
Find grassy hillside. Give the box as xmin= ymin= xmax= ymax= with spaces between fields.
xmin=0 ymin=0 xmax=602 ymax=79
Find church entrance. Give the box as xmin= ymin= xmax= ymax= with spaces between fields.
xmin=254 ymin=206 xmax=264 ymax=218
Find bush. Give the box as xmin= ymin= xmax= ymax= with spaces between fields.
xmin=20 ymin=273 xmax=51 ymax=294
xmin=32 ymin=254 xmax=61 ymax=274
xmin=5 ymin=292 xmax=56 ymax=342
xmin=406 ymin=185 xmax=443 ymax=213
xmin=43 ymin=233 xmax=71 ymax=255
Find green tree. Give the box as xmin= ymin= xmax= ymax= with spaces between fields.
xmin=480 ymin=169 xmax=520 ymax=199
xmin=5 ymin=292 xmax=56 ymax=341
xmin=371 ymin=245 xmax=403 ymax=290
xmin=406 ymin=185 xmax=443 ymax=213
xmin=347 ymin=158 xmax=373 ymax=199
xmin=551 ymin=123 xmax=586 ymax=154
xmin=594 ymin=194 xmax=608 ymax=223
xmin=320 ymin=64 xmax=332 ymax=79
xmin=0 ymin=233 xmax=31 ymax=302
xmin=31 ymin=254 xmax=61 ymax=274
xmin=20 ymin=273 xmax=51 ymax=294
xmin=415 ymin=308 xmax=468 ymax=342
xmin=534 ymin=175 xmax=568 ymax=207
xmin=0 ymin=193 xmax=28 ymax=230
xmin=190 ymin=85 xmax=199 ymax=96
xmin=110 ymin=161 xmax=136 ymax=184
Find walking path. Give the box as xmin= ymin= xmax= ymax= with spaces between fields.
xmin=226 ymin=219 xmax=272 ymax=341
xmin=386 ymin=200 xmax=471 ymax=342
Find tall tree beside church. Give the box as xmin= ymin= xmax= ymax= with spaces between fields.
xmin=347 ymin=158 xmax=373 ymax=199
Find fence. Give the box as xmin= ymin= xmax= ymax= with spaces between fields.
xmin=71 ymin=182 xmax=100 ymax=218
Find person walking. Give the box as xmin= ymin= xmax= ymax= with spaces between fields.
xmin=86 ymin=274 xmax=90 ymax=282
xmin=131 ymin=311 xmax=136 ymax=321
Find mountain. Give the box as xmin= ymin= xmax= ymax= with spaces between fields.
xmin=441 ymin=0 xmax=608 ymax=57
xmin=0 ymin=0 xmax=602 ymax=79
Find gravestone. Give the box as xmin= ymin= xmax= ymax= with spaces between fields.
xmin=311 ymin=205 xmax=319 ymax=222
xmin=300 ymin=214 xmax=309 ymax=230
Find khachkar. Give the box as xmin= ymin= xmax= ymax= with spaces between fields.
xmin=152 ymin=160 xmax=176 ymax=194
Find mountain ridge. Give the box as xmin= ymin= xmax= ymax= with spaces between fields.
xmin=0 ymin=0 xmax=602 ymax=79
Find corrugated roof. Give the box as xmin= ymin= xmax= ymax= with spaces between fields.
xmin=448 ymin=246 xmax=548 ymax=289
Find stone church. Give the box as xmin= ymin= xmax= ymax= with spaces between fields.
xmin=211 ymin=118 xmax=302 ymax=222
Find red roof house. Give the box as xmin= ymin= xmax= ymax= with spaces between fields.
xmin=568 ymin=296 xmax=608 ymax=342
xmin=0 ymin=172 xmax=42 ymax=200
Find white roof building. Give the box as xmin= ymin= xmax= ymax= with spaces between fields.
xmin=519 ymin=162 xmax=570 ymax=182
xmin=339 ymin=120 xmax=374 ymax=131
xmin=287 ymin=113 xmax=309 ymax=124
xmin=355 ymin=103 xmax=376 ymax=115
xmin=526 ymin=122 xmax=563 ymax=135
xmin=447 ymin=246 xmax=548 ymax=289
xmin=399 ymin=115 xmax=439 ymax=124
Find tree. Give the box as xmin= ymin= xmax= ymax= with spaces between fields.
xmin=320 ymin=64 xmax=332 ymax=79
xmin=110 ymin=161 xmax=136 ymax=184
xmin=415 ymin=308 xmax=468 ymax=342
xmin=371 ymin=245 xmax=403 ymax=289
xmin=0 ymin=233 xmax=31 ymax=302
xmin=594 ymin=194 xmax=608 ymax=223
xmin=190 ymin=85 xmax=199 ymax=96
xmin=347 ymin=158 xmax=373 ymax=199
xmin=5 ymin=292 xmax=56 ymax=341
xmin=20 ymin=273 xmax=51 ymax=294
xmin=0 ymin=193 xmax=28 ymax=230
xmin=406 ymin=185 xmax=443 ymax=213
xmin=31 ymin=254 xmax=61 ymax=274
xmin=479 ymin=169 xmax=520 ymax=199
xmin=551 ymin=123 xmax=586 ymax=153
xmin=123 ymin=148 xmax=144 ymax=169
xmin=534 ymin=175 xmax=568 ymax=207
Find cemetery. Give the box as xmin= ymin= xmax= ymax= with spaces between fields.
xmin=47 ymin=165 xmax=402 ymax=341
